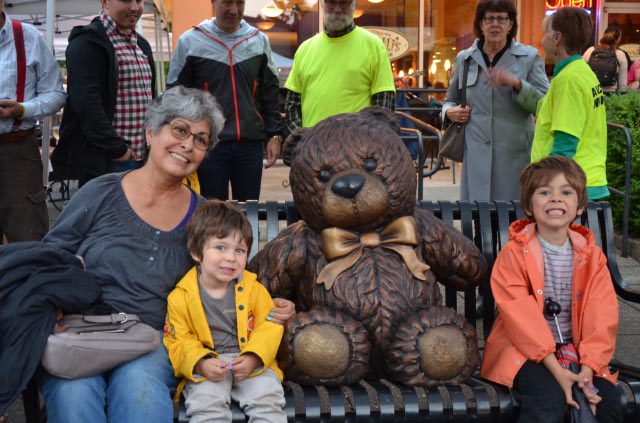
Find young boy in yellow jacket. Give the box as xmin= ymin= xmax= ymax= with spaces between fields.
xmin=481 ymin=156 xmax=621 ymax=423
xmin=164 ymin=200 xmax=286 ymax=423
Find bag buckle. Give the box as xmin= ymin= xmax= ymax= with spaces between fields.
xmin=115 ymin=312 xmax=128 ymax=324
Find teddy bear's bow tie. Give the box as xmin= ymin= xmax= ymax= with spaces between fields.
xmin=317 ymin=216 xmax=430 ymax=289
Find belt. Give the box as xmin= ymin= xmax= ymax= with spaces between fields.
xmin=0 ymin=128 xmax=35 ymax=145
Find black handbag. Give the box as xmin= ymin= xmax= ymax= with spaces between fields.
xmin=439 ymin=58 xmax=470 ymax=163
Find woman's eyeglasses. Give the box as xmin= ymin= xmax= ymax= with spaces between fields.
xmin=169 ymin=121 xmax=210 ymax=151
xmin=483 ymin=16 xmax=511 ymax=24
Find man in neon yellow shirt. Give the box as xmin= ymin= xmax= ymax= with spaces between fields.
xmin=531 ymin=7 xmax=609 ymax=200
xmin=284 ymin=0 xmax=395 ymax=131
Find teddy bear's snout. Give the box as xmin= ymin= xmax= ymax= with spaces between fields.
xmin=331 ymin=174 xmax=365 ymax=199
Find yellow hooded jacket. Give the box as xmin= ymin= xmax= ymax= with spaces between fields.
xmin=164 ymin=267 xmax=284 ymax=400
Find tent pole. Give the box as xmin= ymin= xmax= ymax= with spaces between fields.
xmin=41 ymin=0 xmax=56 ymax=187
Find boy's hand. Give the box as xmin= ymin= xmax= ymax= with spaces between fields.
xmin=577 ymin=365 xmax=601 ymax=414
xmin=543 ymin=355 xmax=582 ymax=409
xmin=230 ymin=353 xmax=263 ymax=381
xmin=194 ymin=357 xmax=229 ymax=382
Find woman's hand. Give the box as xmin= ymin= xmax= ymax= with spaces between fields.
xmin=53 ymin=308 xmax=68 ymax=333
xmin=268 ymin=298 xmax=296 ymax=325
xmin=487 ymin=68 xmax=522 ymax=91
xmin=446 ymin=105 xmax=472 ymax=123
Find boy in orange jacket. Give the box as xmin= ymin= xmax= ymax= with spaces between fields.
xmin=480 ymin=156 xmax=621 ymax=422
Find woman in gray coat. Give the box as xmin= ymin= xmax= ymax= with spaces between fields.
xmin=442 ymin=0 xmax=549 ymax=201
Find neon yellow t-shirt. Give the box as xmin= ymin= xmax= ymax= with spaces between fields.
xmin=285 ymin=27 xmax=395 ymax=128
xmin=531 ymin=57 xmax=608 ymax=193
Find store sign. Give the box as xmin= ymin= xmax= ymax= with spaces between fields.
xmin=365 ymin=27 xmax=410 ymax=60
xmin=545 ymin=0 xmax=593 ymax=10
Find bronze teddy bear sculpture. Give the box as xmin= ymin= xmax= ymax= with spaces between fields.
xmin=248 ymin=107 xmax=487 ymax=387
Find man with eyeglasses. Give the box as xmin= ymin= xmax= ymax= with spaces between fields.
xmin=168 ymin=0 xmax=283 ymax=202
xmin=284 ymin=0 xmax=395 ymax=133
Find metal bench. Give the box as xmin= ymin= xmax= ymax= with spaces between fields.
xmin=22 ymin=201 xmax=640 ymax=422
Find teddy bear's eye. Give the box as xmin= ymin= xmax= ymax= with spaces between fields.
xmin=363 ymin=159 xmax=378 ymax=172
xmin=317 ymin=169 xmax=332 ymax=182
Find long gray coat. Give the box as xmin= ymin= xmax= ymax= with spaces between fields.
xmin=442 ymin=39 xmax=549 ymax=201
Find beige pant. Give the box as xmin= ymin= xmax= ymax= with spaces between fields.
xmin=183 ymin=353 xmax=286 ymax=423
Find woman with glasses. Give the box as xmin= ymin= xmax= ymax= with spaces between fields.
xmin=38 ymin=86 xmax=296 ymax=422
xmin=442 ymin=0 xmax=549 ymax=202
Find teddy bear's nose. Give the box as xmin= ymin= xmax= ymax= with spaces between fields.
xmin=331 ymin=174 xmax=365 ymax=198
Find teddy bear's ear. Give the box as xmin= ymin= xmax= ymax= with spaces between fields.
xmin=282 ymin=127 xmax=308 ymax=167
xmin=359 ymin=106 xmax=401 ymax=133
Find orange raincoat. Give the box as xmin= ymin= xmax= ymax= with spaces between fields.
xmin=480 ymin=219 xmax=618 ymax=387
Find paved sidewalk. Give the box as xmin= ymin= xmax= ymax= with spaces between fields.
xmin=4 ymin=162 xmax=639 ymax=422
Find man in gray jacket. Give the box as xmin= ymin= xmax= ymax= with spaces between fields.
xmin=168 ymin=0 xmax=283 ymax=201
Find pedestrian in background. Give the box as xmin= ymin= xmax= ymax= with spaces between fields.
xmin=532 ymin=6 xmax=609 ymax=200
xmin=284 ymin=0 xmax=395 ymax=132
xmin=0 ymin=0 xmax=65 ymax=242
xmin=442 ymin=0 xmax=549 ymax=202
xmin=52 ymin=0 xmax=155 ymax=185
xmin=168 ymin=0 xmax=283 ymax=202
xmin=583 ymin=26 xmax=628 ymax=93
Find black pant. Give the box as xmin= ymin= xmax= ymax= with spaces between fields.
xmin=513 ymin=360 xmax=622 ymax=423
xmin=197 ymin=141 xmax=264 ymax=201
xmin=0 ymin=133 xmax=48 ymax=242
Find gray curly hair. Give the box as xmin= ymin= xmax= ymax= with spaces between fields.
xmin=145 ymin=86 xmax=225 ymax=152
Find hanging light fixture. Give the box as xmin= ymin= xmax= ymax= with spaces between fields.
xmin=353 ymin=9 xmax=365 ymax=18
xmin=261 ymin=1 xmax=284 ymax=18
xmin=257 ymin=21 xmax=276 ymax=30
xmin=368 ymin=0 xmax=385 ymax=3
xmin=430 ymin=62 xmax=437 ymax=75
xmin=444 ymin=59 xmax=451 ymax=72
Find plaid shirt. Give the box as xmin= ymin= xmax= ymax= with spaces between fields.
xmin=101 ymin=14 xmax=153 ymax=161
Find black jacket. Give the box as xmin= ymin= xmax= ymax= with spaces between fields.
xmin=51 ymin=17 xmax=156 ymax=179
xmin=0 ymin=242 xmax=102 ymax=415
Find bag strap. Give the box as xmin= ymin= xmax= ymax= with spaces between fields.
xmin=460 ymin=58 xmax=470 ymax=107
xmin=80 ymin=313 xmax=140 ymax=324
xmin=11 ymin=20 xmax=26 ymax=129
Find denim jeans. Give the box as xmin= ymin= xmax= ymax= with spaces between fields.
xmin=40 ymin=338 xmax=177 ymax=423
xmin=197 ymin=141 xmax=264 ymax=201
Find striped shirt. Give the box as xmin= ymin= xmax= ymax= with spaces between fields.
xmin=101 ymin=14 xmax=152 ymax=161
xmin=539 ymin=235 xmax=574 ymax=344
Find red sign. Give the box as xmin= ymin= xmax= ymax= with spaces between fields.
xmin=545 ymin=0 xmax=593 ymax=10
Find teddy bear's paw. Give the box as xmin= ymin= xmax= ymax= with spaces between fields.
xmin=385 ymin=306 xmax=479 ymax=387
xmin=283 ymin=307 xmax=370 ymax=386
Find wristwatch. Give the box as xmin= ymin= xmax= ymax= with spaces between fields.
xmin=269 ymin=135 xmax=283 ymax=144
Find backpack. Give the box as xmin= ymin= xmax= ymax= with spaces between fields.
xmin=588 ymin=48 xmax=618 ymax=87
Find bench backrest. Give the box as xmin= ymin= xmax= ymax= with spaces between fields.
xmin=239 ymin=200 xmax=638 ymax=338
